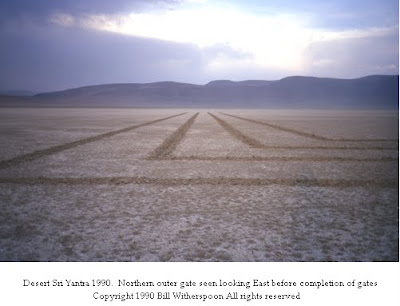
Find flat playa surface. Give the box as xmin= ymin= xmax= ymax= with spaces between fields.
xmin=0 ymin=108 xmax=398 ymax=261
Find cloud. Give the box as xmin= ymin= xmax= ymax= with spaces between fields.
xmin=65 ymin=8 xmax=311 ymax=73
xmin=304 ymin=26 xmax=399 ymax=77
xmin=0 ymin=0 xmax=180 ymax=20
xmin=202 ymin=44 xmax=252 ymax=61
xmin=306 ymin=0 xmax=399 ymax=30
xmin=0 ymin=0 xmax=398 ymax=91
xmin=230 ymin=0 xmax=399 ymax=30
xmin=50 ymin=13 xmax=75 ymax=27
xmin=70 ymin=6 xmax=398 ymax=76
xmin=0 ymin=25 xmax=205 ymax=91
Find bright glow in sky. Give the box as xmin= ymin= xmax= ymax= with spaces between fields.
xmin=0 ymin=0 xmax=398 ymax=90
xmin=50 ymin=4 xmax=398 ymax=76
xmin=84 ymin=9 xmax=307 ymax=71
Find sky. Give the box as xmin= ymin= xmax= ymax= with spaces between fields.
xmin=0 ymin=0 xmax=398 ymax=92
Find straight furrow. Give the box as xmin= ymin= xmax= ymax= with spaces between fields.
xmin=209 ymin=113 xmax=396 ymax=151
xmin=208 ymin=113 xmax=266 ymax=148
xmin=257 ymin=145 xmax=397 ymax=151
xmin=166 ymin=156 xmax=398 ymax=162
xmin=147 ymin=112 xmax=199 ymax=159
xmin=0 ymin=112 xmax=186 ymax=169
xmin=0 ymin=176 xmax=397 ymax=188
xmin=220 ymin=112 xmax=399 ymax=143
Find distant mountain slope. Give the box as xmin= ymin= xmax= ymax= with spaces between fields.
xmin=0 ymin=90 xmax=37 ymax=96
xmin=2 ymin=75 xmax=398 ymax=108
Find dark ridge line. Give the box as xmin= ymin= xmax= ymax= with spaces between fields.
xmin=208 ymin=113 xmax=265 ymax=148
xmin=0 ymin=112 xmax=186 ymax=170
xmin=147 ymin=112 xmax=199 ymax=159
xmin=166 ymin=155 xmax=398 ymax=162
xmin=220 ymin=112 xmax=399 ymax=142
xmin=0 ymin=176 xmax=397 ymax=188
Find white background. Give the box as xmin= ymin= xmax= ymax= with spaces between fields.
xmin=1 ymin=262 xmax=399 ymax=305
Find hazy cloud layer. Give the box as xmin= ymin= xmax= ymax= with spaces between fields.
xmin=220 ymin=0 xmax=399 ymax=29
xmin=0 ymin=0 xmax=398 ymax=91
xmin=0 ymin=26 xmax=205 ymax=91
xmin=0 ymin=0 xmax=180 ymax=18
xmin=304 ymin=27 xmax=399 ymax=77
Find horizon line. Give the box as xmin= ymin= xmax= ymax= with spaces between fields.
xmin=2 ymin=74 xmax=398 ymax=96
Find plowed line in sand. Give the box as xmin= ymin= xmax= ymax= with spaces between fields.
xmin=220 ymin=112 xmax=399 ymax=143
xmin=166 ymin=156 xmax=398 ymax=162
xmin=261 ymin=146 xmax=397 ymax=150
xmin=0 ymin=176 xmax=397 ymax=188
xmin=147 ymin=113 xmax=199 ymax=159
xmin=211 ymin=113 xmax=397 ymax=151
xmin=0 ymin=112 xmax=186 ymax=169
xmin=208 ymin=113 xmax=265 ymax=148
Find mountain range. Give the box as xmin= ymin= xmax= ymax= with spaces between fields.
xmin=0 ymin=75 xmax=398 ymax=109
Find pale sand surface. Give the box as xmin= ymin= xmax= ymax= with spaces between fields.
xmin=223 ymin=109 xmax=398 ymax=140
xmin=0 ymin=108 xmax=184 ymax=160
xmin=0 ymin=108 xmax=398 ymax=261
xmin=0 ymin=184 xmax=397 ymax=261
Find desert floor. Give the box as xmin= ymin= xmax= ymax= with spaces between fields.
xmin=0 ymin=108 xmax=398 ymax=261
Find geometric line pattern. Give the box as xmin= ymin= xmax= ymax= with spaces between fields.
xmin=0 ymin=112 xmax=397 ymax=188
xmin=220 ymin=112 xmax=399 ymax=142
xmin=0 ymin=112 xmax=186 ymax=169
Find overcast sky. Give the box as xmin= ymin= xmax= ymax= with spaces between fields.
xmin=0 ymin=0 xmax=398 ymax=91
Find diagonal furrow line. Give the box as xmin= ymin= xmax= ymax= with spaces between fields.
xmin=166 ymin=156 xmax=398 ymax=162
xmin=216 ymin=112 xmax=398 ymax=150
xmin=257 ymin=145 xmax=398 ymax=151
xmin=208 ymin=112 xmax=395 ymax=151
xmin=147 ymin=112 xmax=199 ymax=159
xmin=0 ymin=176 xmax=397 ymax=188
xmin=208 ymin=112 xmax=266 ymax=148
xmin=220 ymin=112 xmax=399 ymax=143
xmin=220 ymin=112 xmax=329 ymax=140
xmin=0 ymin=112 xmax=186 ymax=169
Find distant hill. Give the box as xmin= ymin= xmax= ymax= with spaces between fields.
xmin=0 ymin=90 xmax=37 ymax=96
xmin=1 ymin=75 xmax=398 ymax=109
